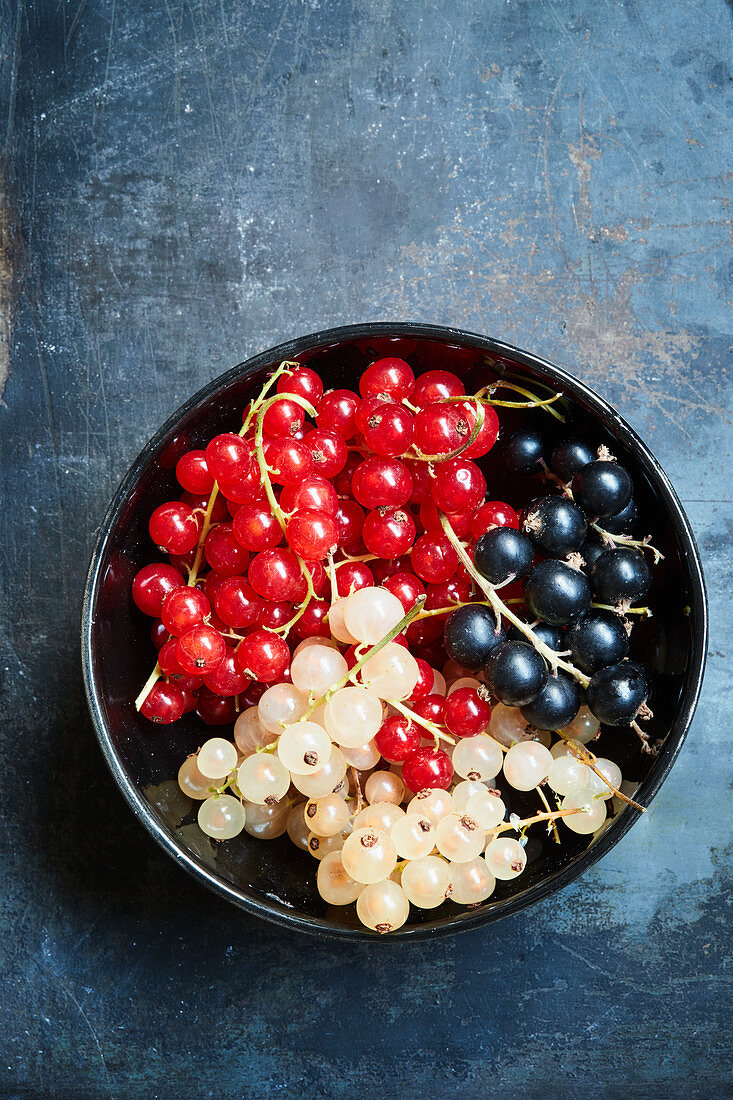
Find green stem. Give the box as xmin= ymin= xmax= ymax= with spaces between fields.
xmin=389 ymin=698 xmax=455 ymax=746
xmin=409 ymin=395 xmax=486 ymax=462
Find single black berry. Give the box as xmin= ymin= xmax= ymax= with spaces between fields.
xmin=589 ymin=548 xmax=651 ymax=604
xmin=578 ymin=536 xmax=606 ymax=570
xmin=508 ymin=620 xmax=564 ymax=652
xmin=504 ymin=429 xmax=545 ymax=474
xmin=567 ymin=610 xmax=629 ymax=673
xmin=524 ymin=559 xmax=592 ymax=625
xmin=444 ymin=604 xmax=507 ymax=672
xmin=586 ymin=661 xmax=649 ymax=725
xmin=522 ymin=495 xmax=588 ymax=558
xmin=550 ymin=438 xmax=596 ymax=481
xmin=473 ymin=528 xmax=534 ymax=586
xmin=602 ymin=497 xmax=638 ymax=535
xmin=571 ymin=460 xmax=633 ymax=518
xmin=520 ymin=672 xmax=581 ymax=731
xmin=484 ymin=641 xmax=548 ymax=707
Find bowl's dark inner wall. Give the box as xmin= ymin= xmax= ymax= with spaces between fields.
xmin=89 ymin=332 xmax=696 ymax=934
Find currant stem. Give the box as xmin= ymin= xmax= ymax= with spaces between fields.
xmin=486 ymin=380 xmax=566 ymax=421
xmin=134 ymin=661 xmax=162 ymax=712
xmin=241 ymin=359 xmax=299 ymax=433
xmin=555 ymin=730 xmax=647 ymax=809
xmin=590 ymin=522 xmax=665 ymax=564
xmin=409 ymin=395 xmax=486 ymax=462
xmin=438 ymin=512 xmax=591 ymax=688
xmin=389 ymin=698 xmax=456 ymax=746
xmin=591 ymin=602 xmax=652 ymax=617
xmin=487 ymin=806 xmax=586 ymax=839
xmin=535 ymin=784 xmax=561 ymax=844
xmin=350 ymin=766 xmax=365 ymax=818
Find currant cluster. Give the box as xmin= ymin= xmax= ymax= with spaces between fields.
xmin=130 ymin=356 xmax=654 ymax=933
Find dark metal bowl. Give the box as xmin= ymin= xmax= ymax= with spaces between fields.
xmin=81 ymin=322 xmax=707 ymax=940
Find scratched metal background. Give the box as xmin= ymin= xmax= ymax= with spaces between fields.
xmin=0 ymin=0 xmax=731 ymax=1096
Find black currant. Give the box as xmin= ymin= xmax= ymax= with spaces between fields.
xmin=578 ymin=536 xmax=606 ymax=570
xmin=444 ymin=604 xmax=507 ymax=672
xmin=508 ymin=620 xmax=564 ymax=652
xmin=602 ymin=497 xmax=638 ymax=535
xmin=567 ymin=610 xmax=629 ymax=673
xmin=473 ymin=528 xmax=534 ymax=586
xmin=520 ymin=672 xmax=581 ymax=731
xmin=571 ymin=460 xmax=633 ymax=518
xmin=550 ymin=438 xmax=596 ymax=481
xmin=586 ymin=660 xmax=649 ymax=725
xmin=589 ymin=548 xmax=651 ymax=604
xmin=504 ymin=429 xmax=545 ymax=474
xmin=484 ymin=641 xmax=548 ymax=706
xmin=524 ymin=559 xmax=591 ymax=625
xmin=521 ymin=495 xmax=588 ymax=558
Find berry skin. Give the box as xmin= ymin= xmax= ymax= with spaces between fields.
xmin=266 ymin=437 xmax=314 ymax=485
xmin=248 ymin=547 xmax=302 ymax=601
xmin=351 ymin=456 xmax=413 ymax=509
xmin=402 ymin=747 xmax=454 ymax=793
xmin=317 ymin=389 xmax=360 ymax=439
xmin=504 ymin=429 xmax=544 ymax=474
xmin=360 ymin=357 xmax=415 ymax=400
xmin=280 ymin=475 xmax=338 ymax=516
xmin=363 ymin=403 xmax=415 ymax=457
xmin=430 ymin=458 xmax=486 ymax=513
xmin=176 ymin=624 xmax=226 ymax=675
xmin=276 ymin=366 xmax=323 ymax=406
xmin=140 ymin=681 xmax=186 ymax=724
xmin=444 ymin=604 xmax=508 ymax=671
xmin=420 ymin=501 xmax=473 ymax=538
xmin=232 ymin=503 xmax=283 ymax=552
xmin=263 ymin=397 xmax=305 ymax=438
xmin=204 ymin=523 xmax=250 ymax=577
xmin=457 ymin=400 xmax=500 ymax=460
xmin=132 ymin=563 xmax=185 ymax=616
xmin=286 ymin=509 xmax=338 ymax=560
xmin=402 ymin=458 xmax=434 ymax=505
xmin=602 ymin=497 xmax=638 ymax=535
xmin=176 ymin=450 xmax=214 ymax=495
xmin=235 ymin=630 xmax=290 ymax=682
xmin=213 ymin=577 xmax=263 ymax=628
xmin=333 ymin=499 xmax=365 ymax=550
xmin=408 ymin=658 xmax=434 ymax=700
xmin=411 ymin=533 xmax=458 ymax=584
xmin=484 ymin=641 xmax=548 ymax=707
xmin=258 ymin=600 xmax=294 ymax=630
xmin=414 ymin=404 xmax=469 ymax=456
xmin=586 ymin=661 xmax=649 ymax=725
xmin=571 ymin=460 xmax=633 ymax=518
xmin=411 ymin=694 xmax=446 ymax=725
xmin=382 ymin=572 xmax=426 ymax=611
xmin=161 ymin=586 xmax=210 ymax=636
xmin=205 ymin=433 xmax=253 ymax=483
xmin=524 ymin=560 xmax=592 ymax=625
xmin=157 ymin=640 xmax=203 ymax=689
xmin=519 ymin=673 xmax=580 ymax=731
xmin=362 ymin=507 xmax=416 ymax=558
xmin=589 ymin=548 xmax=651 ymax=605
xmin=579 ymin=537 xmax=606 ymax=570
xmin=195 ymin=687 xmax=238 ymax=726
xmin=303 ymin=428 xmax=348 ymax=478
xmin=471 ymin=501 xmax=520 ymax=537
xmin=550 ymin=438 xmax=596 ymax=481
xmin=508 ymin=620 xmax=564 ymax=653
xmin=473 ymin=528 xmax=534 ymax=586
xmin=444 ymin=688 xmax=492 ymax=738
xmin=217 ymin=466 xmax=267 ymax=506
xmin=203 ymin=651 xmax=251 ymax=696
xmin=411 ymin=369 xmax=465 ymax=407
xmin=425 ymin=576 xmax=472 ymax=611
xmin=292 ymin=599 xmax=331 ymax=639
xmin=567 ymin=610 xmax=629 ymax=674
xmin=375 ymin=715 xmax=422 ymax=762
xmin=521 ymin=496 xmax=588 ymax=558
xmin=149 ymin=502 xmax=200 ymax=555
xmin=335 ymin=561 xmax=374 ymax=597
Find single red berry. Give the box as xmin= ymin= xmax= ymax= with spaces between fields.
xmin=382 ymin=572 xmax=426 ymax=611
xmin=414 ymin=404 xmax=469 ymax=457
xmin=363 ymin=403 xmax=415 ymax=457
xmin=317 ymin=389 xmax=360 ymax=438
xmin=214 ymin=576 xmax=263 ymax=628
xmin=374 ymin=715 xmax=422 ymax=763
xmin=360 ymin=357 xmax=415 ymax=400
xmin=176 ymin=450 xmax=214 ymax=495
xmin=290 ymin=558 xmax=327 ymax=601
xmin=419 ymin=500 xmax=473 ymax=538
xmin=266 ymin=437 xmax=314 ymax=486
xmin=236 ymin=629 xmax=290 ymax=682
xmin=411 ymin=369 xmax=465 ymax=407
xmin=168 ymin=547 xmax=198 ymax=574
xmin=411 ymin=693 xmax=446 ymax=725
xmin=430 ymin=457 xmax=487 ymax=513
xmin=161 ymin=586 xmax=211 ymax=636
xmin=292 ymin=599 xmax=331 ymax=639
xmin=402 ymin=746 xmax=454 ymax=792
xmin=286 ymin=509 xmax=338 ymax=560
xmin=411 ymin=533 xmax=458 ymax=583
xmin=232 ymin=503 xmax=283 ymax=552
xmin=180 ymin=689 xmax=197 ymax=713
xmin=351 ymin=456 xmax=413 ymax=509
xmin=402 ymin=458 xmax=434 ymax=505
xmin=150 ymin=619 xmax=169 ymax=649
xmin=369 ymin=556 xmax=413 ymax=584
xmin=332 ymin=452 xmax=364 ymax=497
xmin=335 ymin=560 xmax=374 ymax=597
xmin=218 ymin=467 xmax=267 ymax=506
xmin=195 ymin=687 xmax=238 ymax=725
xmin=406 ymin=616 xmax=445 ymax=646
xmin=408 ymin=658 xmax=434 ymax=700
xmin=280 ymin=476 xmax=338 ymax=516
xmin=362 ymin=507 xmax=416 ymax=558
xmin=248 ymin=547 xmax=302 ymax=601
xmin=140 ymin=681 xmax=186 ymax=724
xmin=176 ymin=624 xmax=226 ymax=675
xmin=158 ymin=640 xmax=204 ymax=690
xmin=258 ymin=600 xmax=294 ymax=629
xmin=334 ymin=499 xmax=365 ymax=549
xmin=205 ymin=433 xmax=253 ymax=483
xmin=355 ymin=393 xmax=397 ymax=436
xmin=425 ymin=576 xmax=472 ymax=609
xmin=204 ymin=523 xmax=250 ymax=577
xmin=276 ymin=365 xmax=323 ymax=406
xmin=262 ymin=397 xmax=306 ymax=438
xmin=132 ymin=563 xmax=185 ymax=616
xmin=444 ymin=687 xmax=492 ymax=737
xmin=149 ymin=502 xmax=200 ymax=555
xmin=471 ymin=500 xmax=520 ymax=536
xmin=302 ymin=428 xmax=348 ymax=478
xmin=458 ymin=400 xmax=500 ymax=459
xmin=203 ymin=651 xmax=251 ymax=696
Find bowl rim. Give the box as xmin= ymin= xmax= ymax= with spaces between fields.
xmin=81 ymin=321 xmax=708 ymax=941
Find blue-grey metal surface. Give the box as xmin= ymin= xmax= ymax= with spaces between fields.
xmin=0 ymin=0 xmax=730 ymax=1095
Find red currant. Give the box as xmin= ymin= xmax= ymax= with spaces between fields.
xmin=369 ymin=556 xmax=413 ymax=584
xmin=218 ymin=467 xmax=267 ymax=506
xmin=160 ymin=586 xmax=210 ymax=636
xmin=176 ymin=624 xmax=226 ymax=675
xmin=402 ymin=746 xmax=454 ymax=792
xmin=411 ymin=693 xmax=446 ymax=725
xmin=235 ymin=629 xmax=290 ymax=682
xmin=179 ymin=491 xmax=230 ymax=523
xmin=204 ymin=523 xmax=250 ymax=576
xmin=351 ymin=456 xmax=413 ymax=509
xmin=158 ymin=640 xmax=204 ymax=689
xmin=362 ymin=403 xmax=414 ymax=457
xmin=140 ymin=681 xmax=186 ymax=724
xmin=213 ymin=576 xmax=263 ymax=628
xmin=471 ymin=500 xmax=520 ymax=536
xmin=430 ymin=457 xmax=486 ymax=513
xmin=262 ymin=397 xmax=305 ymax=438
xmin=360 ymin=357 xmax=415 ymax=400
xmin=195 ymin=687 xmax=238 ymax=725
xmin=232 ymin=503 xmax=283 ymax=552
xmin=132 ymin=563 xmax=184 ymax=616
xmin=335 ymin=560 xmax=374 ymax=596
xmin=362 ymin=507 xmax=416 ymax=558
xmin=258 ymin=600 xmax=294 ymax=629
xmin=459 ymin=400 xmax=499 ymax=459
xmin=411 ymin=369 xmax=465 ymax=407
xmin=276 ymin=366 xmax=323 ymax=406
xmin=290 ymin=559 xmax=326 ymax=601
xmin=414 ymin=404 xmax=468 ymax=457
xmin=150 ymin=619 xmax=169 ymax=649
xmin=382 ymin=572 xmax=426 ymax=611
xmin=176 ymin=450 xmax=214 ymax=495
xmin=355 ymin=393 xmax=396 ymax=436
xmin=248 ymin=547 xmax=302 ymax=600
xmin=302 ymin=428 xmax=348 ymax=478
xmin=280 ymin=476 xmax=338 ymax=516
xmin=444 ymin=687 xmax=492 ymax=737
xmin=292 ymin=599 xmax=331 ymax=639
xmin=205 ymin=433 xmax=253 ymax=483
xmin=425 ymin=576 xmax=472 ymax=609
xmin=374 ymin=715 xmax=421 ymax=763
xmin=203 ymin=651 xmax=250 ymax=696
xmin=266 ymin=437 xmax=314 ymax=485
xmin=411 ymin=533 xmax=458 ymax=583
xmin=149 ymin=502 xmax=200 ymax=555
xmin=419 ymin=500 xmax=473 ymax=538
xmin=334 ymin=499 xmax=365 ymax=549
xmin=408 ymin=658 xmax=434 ymax=700
xmin=286 ymin=509 xmax=338 ymax=559
xmin=317 ymin=389 xmax=360 ymax=438
xmin=332 ymin=452 xmax=363 ymax=497
xmin=406 ymin=615 xmax=444 ymax=646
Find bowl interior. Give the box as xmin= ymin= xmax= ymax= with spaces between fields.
xmin=83 ymin=325 xmax=706 ymax=938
